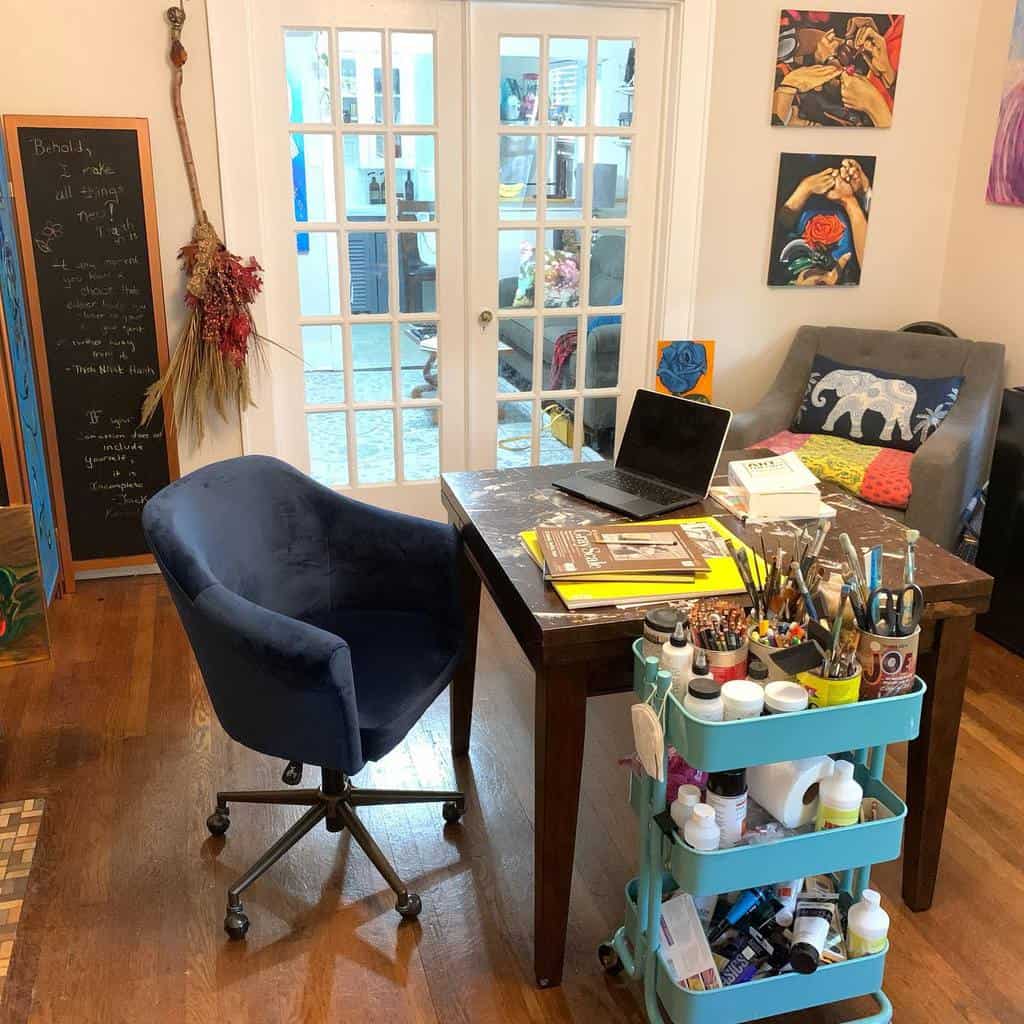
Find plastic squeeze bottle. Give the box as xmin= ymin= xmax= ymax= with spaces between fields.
xmin=847 ymin=890 xmax=890 ymax=958
xmin=670 ymin=784 xmax=702 ymax=831
xmin=683 ymin=804 xmax=721 ymax=851
xmin=814 ymin=760 xmax=863 ymax=831
xmin=661 ymin=622 xmax=694 ymax=696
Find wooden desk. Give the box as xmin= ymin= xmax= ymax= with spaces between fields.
xmin=441 ymin=458 xmax=992 ymax=988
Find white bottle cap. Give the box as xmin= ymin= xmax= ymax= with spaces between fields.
xmin=675 ymin=784 xmax=701 ymax=809
xmin=835 ymin=760 xmax=855 ymax=780
xmin=693 ymin=804 xmax=715 ymax=822
xmin=776 ymin=908 xmax=794 ymax=928
xmin=861 ymin=889 xmax=881 ymax=907
xmin=720 ymin=679 xmax=765 ymax=719
xmin=763 ymin=680 xmax=809 ymax=714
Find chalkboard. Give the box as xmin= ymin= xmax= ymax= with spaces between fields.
xmin=0 ymin=128 xmax=62 ymax=600
xmin=3 ymin=116 xmax=178 ymax=577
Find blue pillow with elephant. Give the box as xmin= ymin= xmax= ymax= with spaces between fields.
xmin=791 ymin=355 xmax=963 ymax=453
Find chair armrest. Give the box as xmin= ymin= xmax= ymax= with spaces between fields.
xmin=907 ymin=423 xmax=976 ymax=550
xmin=726 ymin=395 xmax=795 ymax=450
xmin=192 ymin=582 xmax=364 ymax=772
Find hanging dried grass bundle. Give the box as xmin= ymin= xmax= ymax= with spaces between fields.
xmin=141 ymin=5 xmax=266 ymax=444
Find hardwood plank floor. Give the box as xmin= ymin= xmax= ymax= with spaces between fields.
xmin=0 ymin=576 xmax=1021 ymax=1022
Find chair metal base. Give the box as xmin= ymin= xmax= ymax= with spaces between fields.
xmin=209 ymin=767 xmax=465 ymax=938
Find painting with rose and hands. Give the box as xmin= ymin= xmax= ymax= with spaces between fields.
xmin=773 ymin=11 xmax=904 ymax=128
xmin=768 ymin=153 xmax=876 ymax=287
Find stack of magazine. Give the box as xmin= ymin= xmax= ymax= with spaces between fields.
xmin=710 ymin=451 xmax=835 ymax=524
xmin=520 ymin=517 xmax=758 ymax=610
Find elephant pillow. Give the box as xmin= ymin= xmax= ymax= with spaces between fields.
xmin=792 ymin=355 xmax=963 ymax=453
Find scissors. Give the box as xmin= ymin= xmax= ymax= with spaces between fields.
xmin=866 ymin=583 xmax=924 ymax=637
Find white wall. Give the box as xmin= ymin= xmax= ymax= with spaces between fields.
xmin=940 ymin=0 xmax=1024 ymax=387
xmin=690 ymin=0 xmax=983 ymax=413
xmin=0 ymin=0 xmax=241 ymax=473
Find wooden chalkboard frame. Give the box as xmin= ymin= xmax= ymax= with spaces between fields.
xmin=2 ymin=115 xmax=180 ymax=586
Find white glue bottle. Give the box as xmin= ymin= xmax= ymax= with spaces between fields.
xmin=815 ymin=760 xmax=863 ymax=831
xmin=683 ymin=655 xmax=724 ymax=722
xmin=661 ymin=622 xmax=694 ymax=696
xmin=683 ymin=804 xmax=721 ymax=851
xmin=847 ymin=890 xmax=890 ymax=958
xmin=670 ymin=784 xmax=702 ymax=832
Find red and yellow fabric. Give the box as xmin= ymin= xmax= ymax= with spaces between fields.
xmin=757 ymin=431 xmax=913 ymax=510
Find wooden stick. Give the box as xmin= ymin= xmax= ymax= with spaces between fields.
xmin=167 ymin=6 xmax=207 ymax=225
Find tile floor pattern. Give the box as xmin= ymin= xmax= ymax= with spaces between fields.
xmin=0 ymin=799 xmax=42 ymax=991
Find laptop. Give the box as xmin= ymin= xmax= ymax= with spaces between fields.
xmin=553 ymin=389 xmax=732 ymax=519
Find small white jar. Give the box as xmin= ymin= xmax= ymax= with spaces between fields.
xmin=720 ymin=679 xmax=765 ymax=720
xmin=683 ymin=803 xmax=721 ymax=851
xmin=764 ymin=680 xmax=810 ymax=714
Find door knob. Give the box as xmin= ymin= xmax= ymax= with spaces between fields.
xmin=478 ymin=309 xmax=494 ymax=326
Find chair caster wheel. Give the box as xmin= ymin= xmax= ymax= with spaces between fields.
xmin=207 ymin=810 xmax=230 ymax=836
xmin=224 ymin=909 xmax=249 ymax=940
xmin=282 ymin=760 xmax=303 ymax=786
xmin=396 ymin=893 xmax=422 ymax=920
xmin=442 ymin=800 xmax=465 ymax=824
xmin=598 ymin=943 xmax=623 ymax=975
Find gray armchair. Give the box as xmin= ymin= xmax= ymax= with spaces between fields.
xmin=727 ymin=325 xmax=1005 ymax=551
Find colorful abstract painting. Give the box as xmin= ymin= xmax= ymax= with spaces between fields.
xmin=773 ymin=11 xmax=904 ymax=128
xmin=987 ymin=0 xmax=1024 ymax=206
xmin=767 ymin=153 xmax=876 ymax=287
xmin=655 ymin=340 xmax=715 ymax=401
xmin=0 ymin=505 xmax=49 ymax=667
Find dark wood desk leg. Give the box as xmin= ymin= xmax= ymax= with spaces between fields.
xmin=450 ymin=544 xmax=481 ymax=758
xmin=534 ymin=662 xmax=588 ymax=988
xmin=903 ymin=605 xmax=975 ymax=911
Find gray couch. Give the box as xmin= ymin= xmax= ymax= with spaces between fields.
xmin=498 ymin=233 xmax=624 ymax=438
xmin=726 ymin=325 xmax=1005 ymax=551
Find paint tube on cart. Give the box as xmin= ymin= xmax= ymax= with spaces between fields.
xmin=789 ymin=891 xmax=840 ymax=974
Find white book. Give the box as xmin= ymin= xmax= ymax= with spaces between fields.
xmin=709 ymin=486 xmax=836 ymax=524
xmin=727 ymin=452 xmax=821 ymax=519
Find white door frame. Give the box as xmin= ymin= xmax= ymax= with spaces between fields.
xmin=205 ymin=0 xmax=714 ymax=469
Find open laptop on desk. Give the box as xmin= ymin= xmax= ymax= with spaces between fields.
xmin=553 ymin=389 xmax=732 ymax=518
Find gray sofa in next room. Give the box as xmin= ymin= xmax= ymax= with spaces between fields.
xmin=726 ymin=325 xmax=1006 ymax=551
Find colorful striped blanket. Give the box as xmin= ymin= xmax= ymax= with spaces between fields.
xmin=757 ymin=431 xmax=913 ymax=510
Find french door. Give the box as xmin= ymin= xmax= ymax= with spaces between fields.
xmin=217 ymin=0 xmax=675 ymax=517
xmin=468 ymin=4 xmax=669 ymax=472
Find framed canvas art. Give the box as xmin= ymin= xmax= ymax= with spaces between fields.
xmin=987 ymin=0 xmax=1024 ymax=206
xmin=767 ymin=153 xmax=876 ymax=287
xmin=773 ymin=11 xmax=904 ymax=128
xmin=655 ymin=340 xmax=714 ymax=401
xmin=0 ymin=505 xmax=50 ymax=667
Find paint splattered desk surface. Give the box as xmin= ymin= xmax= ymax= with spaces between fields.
xmin=441 ymin=453 xmax=992 ymax=657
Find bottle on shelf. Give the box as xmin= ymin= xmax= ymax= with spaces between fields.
xmin=847 ymin=890 xmax=890 ymax=958
xmin=684 ymin=656 xmax=724 ymax=722
xmin=661 ymin=621 xmax=693 ymax=697
xmin=670 ymin=784 xmax=702 ymax=831
xmin=706 ymin=768 xmax=748 ymax=848
xmin=368 ymin=174 xmax=381 ymax=205
xmin=683 ymin=803 xmax=720 ymax=851
xmin=815 ymin=760 xmax=863 ymax=831
xmin=404 ymin=170 xmax=415 ymax=200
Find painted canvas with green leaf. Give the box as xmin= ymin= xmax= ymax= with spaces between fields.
xmin=0 ymin=505 xmax=50 ymax=666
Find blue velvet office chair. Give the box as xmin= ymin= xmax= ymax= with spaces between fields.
xmin=142 ymin=455 xmax=466 ymax=939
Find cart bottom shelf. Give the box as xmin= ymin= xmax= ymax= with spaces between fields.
xmin=622 ymin=878 xmax=890 ymax=1024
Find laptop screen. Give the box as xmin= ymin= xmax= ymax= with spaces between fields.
xmin=615 ymin=390 xmax=732 ymax=494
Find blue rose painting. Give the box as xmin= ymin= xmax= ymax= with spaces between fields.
xmin=656 ymin=340 xmax=713 ymax=400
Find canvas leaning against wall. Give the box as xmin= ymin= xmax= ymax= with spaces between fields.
xmin=767 ymin=153 xmax=876 ymax=287
xmin=987 ymin=0 xmax=1024 ymax=206
xmin=773 ymin=10 xmax=904 ymax=128
xmin=0 ymin=505 xmax=49 ymax=667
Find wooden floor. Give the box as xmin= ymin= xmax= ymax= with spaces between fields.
xmin=0 ymin=576 xmax=1022 ymax=1023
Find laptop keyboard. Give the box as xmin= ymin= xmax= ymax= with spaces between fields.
xmin=586 ymin=469 xmax=687 ymax=505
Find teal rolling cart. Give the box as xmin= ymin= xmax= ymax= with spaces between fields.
xmin=600 ymin=640 xmax=926 ymax=1024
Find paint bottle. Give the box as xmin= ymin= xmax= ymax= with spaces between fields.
xmin=814 ymin=760 xmax=863 ymax=831
xmin=707 ymin=888 xmax=764 ymax=945
xmin=706 ymin=768 xmax=748 ymax=847
xmin=847 ymin=890 xmax=890 ymax=958
xmin=745 ymin=659 xmax=770 ymax=688
xmin=643 ymin=608 xmax=681 ymax=660
xmin=661 ymin=621 xmax=694 ymax=695
xmin=684 ymin=658 xmax=724 ymax=722
xmin=683 ymin=803 xmax=720 ymax=851
xmin=670 ymin=784 xmax=702 ymax=831
xmin=764 ymin=680 xmax=810 ymax=715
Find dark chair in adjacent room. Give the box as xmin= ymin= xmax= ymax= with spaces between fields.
xmin=142 ymin=455 xmax=466 ymax=939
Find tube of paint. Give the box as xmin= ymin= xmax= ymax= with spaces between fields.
xmin=789 ymin=892 xmax=839 ymax=974
xmin=773 ymin=878 xmax=803 ymax=926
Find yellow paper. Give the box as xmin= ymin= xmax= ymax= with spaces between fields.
xmin=521 ymin=516 xmax=765 ymax=610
